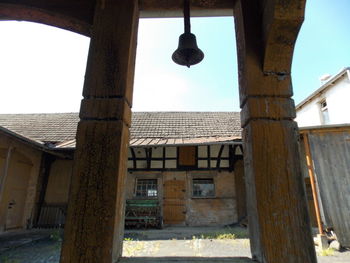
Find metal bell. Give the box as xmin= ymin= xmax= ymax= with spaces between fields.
xmin=172 ymin=0 xmax=204 ymax=68
xmin=172 ymin=32 xmax=204 ymax=68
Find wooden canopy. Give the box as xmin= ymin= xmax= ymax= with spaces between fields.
xmin=0 ymin=1 xmax=317 ymax=263
xmin=0 ymin=0 xmax=234 ymax=35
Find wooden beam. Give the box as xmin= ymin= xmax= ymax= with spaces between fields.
xmin=33 ymin=153 xmax=55 ymax=227
xmin=234 ymin=0 xmax=316 ymax=262
xmin=60 ymin=0 xmax=139 ymax=262
xmin=302 ymin=133 xmax=324 ymax=235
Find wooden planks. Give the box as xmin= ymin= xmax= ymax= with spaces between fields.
xmin=178 ymin=146 xmax=196 ymax=167
xmin=163 ymin=180 xmax=186 ymax=225
xmin=308 ymin=131 xmax=350 ymax=247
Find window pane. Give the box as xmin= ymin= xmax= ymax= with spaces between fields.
xmin=193 ymin=178 xmax=214 ymax=197
xmin=135 ymin=179 xmax=158 ymax=198
xmin=322 ymin=109 xmax=330 ymax=124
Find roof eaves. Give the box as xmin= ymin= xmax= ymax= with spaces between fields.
xmin=0 ymin=126 xmax=73 ymax=158
xmin=299 ymin=123 xmax=350 ymax=132
xmin=296 ymin=67 xmax=350 ymax=110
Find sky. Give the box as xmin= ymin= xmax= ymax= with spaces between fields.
xmin=0 ymin=0 xmax=349 ymax=114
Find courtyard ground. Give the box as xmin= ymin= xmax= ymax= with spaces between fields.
xmin=0 ymin=226 xmax=349 ymax=263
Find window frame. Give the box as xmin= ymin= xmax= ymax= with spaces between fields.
xmin=134 ymin=178 xmax=159 ymax=199
xmin=191 ymin=177 xmax=216 ymax=199
xmin=319 ymin=98 xmax=330 ymax=124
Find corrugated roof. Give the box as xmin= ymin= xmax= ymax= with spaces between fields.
xmin=0 ymin=112 xmax=242 ymax=148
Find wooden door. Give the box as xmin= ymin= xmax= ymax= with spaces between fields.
xmin=5 ymin=157 xmax=31 ymax=230
xmin=6 ymin=189 xmax=27 ymax=229
xmin=163 ymin=180 xmax=186 ymax=225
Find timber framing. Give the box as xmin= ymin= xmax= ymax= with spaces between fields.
xmin=0 ymin=0 xmax=234 ymax=36
xmin=0 ymin=0 xmax=318 ymax=262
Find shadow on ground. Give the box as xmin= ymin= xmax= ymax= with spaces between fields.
xmin=118 ymin=256 xmax=253 ymax=262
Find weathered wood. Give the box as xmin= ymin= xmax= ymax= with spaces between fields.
xmin=61 ymin=121 xmax=130 ymax=262
xmin=234 ymin=160 xmax=246 ymax=221
xmin=60 ymin=0 xmax=139 ymax=262
xmin=302 ymin=133 xmax=324 ymax=235
xmin=0 ymin=146 xmax=14 ymax=232
xmin=308 ymin=131 xmax=350 ymax=247
xmin=33 ymin=153 xmax=55 ymax=227
xmin=234 ymin=0 xmax=316 ymax=262
xmin=262 ymin=0 xmax=306 ymax=72
xmin=243 ymin=120 xmax=315 ymax=262
xmin=0 ymin=0 xmax=234 ymax=36
xmin=0 ymin=147 xmax=13 ymax=203
xmin=241 ymin=97 xmax=295 ymax=127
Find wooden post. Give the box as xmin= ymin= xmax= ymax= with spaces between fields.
xmin=60 ymin=0 xmax=139 ymax=262
xmin=234 ymin=0 xmax=317 ymax=262
xmin=33 ymin=153 xmax=55 ymax=227
xmin=302 ymin=133 xmax=324 ymax=235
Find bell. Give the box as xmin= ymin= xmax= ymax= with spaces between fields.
xmin=172 ymin=32 xmax=204 ymax=68
xmin=172 ymin=0 xmax=204 ymax=68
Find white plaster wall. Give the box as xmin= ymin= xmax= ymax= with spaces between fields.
xmin=296 ymin=103 xmax=322 ymax=127
xmin=296 ymin=73 xmax=350 ymax=127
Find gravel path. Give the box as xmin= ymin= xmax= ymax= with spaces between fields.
xmin=1 ymin=227 xmax=349 ymax=263
xmin=0 ymin=239 xmax=61 ymax=263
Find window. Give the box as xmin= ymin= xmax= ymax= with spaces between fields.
xmin=319 ymin=99 xmax=330 ymax=124
xmin=135 ymin=179 xmax=158 ymax=198
xmin=192 ymin=178 xmax=215 ymax=198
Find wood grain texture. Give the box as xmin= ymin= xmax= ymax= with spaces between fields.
xmin=243 ymin=120 xmax=316 ymax=263
xmin=234 ymin=0 xmax=316 ymax=262
xmin=233 ymin=0 xmax=294 ymax=107
xmin=0 ymin=0 xmax=234 ymax=35
xmin=262 ymin=0 xmax=306 ymax=72
xmin=241 ymin=97 xmax=295 ymax=127
xmin=82 ymin=0 xmax=139 ymax=105
xmin=308 ymin=131 xmax=350 ymax=247
xmin=61 ymin=121 xmax=130 ymax=263
xmin=302 ymin=133 xmax=324 ymax=235
xmin=163 ymin=180 xmax=186 ymax=225
xmin=234 ymin=160 xmax=246 ymax=220
xmin=60 ymin=0 xmax=139 ymax=262
xmin=80 ymin=98 xmax=132 ymax=125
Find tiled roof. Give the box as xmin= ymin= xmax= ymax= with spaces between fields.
xmin=0 ymin=113 xmax=79 ymax=143
xmin=0 ymin=112 xmax=242 ymax=147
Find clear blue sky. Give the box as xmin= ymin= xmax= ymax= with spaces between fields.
xmin=0 ymin=0 xmax=349 ymax=113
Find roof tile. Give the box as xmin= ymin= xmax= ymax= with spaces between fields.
xmin=0 ymin=112 xmax=242 ymax=146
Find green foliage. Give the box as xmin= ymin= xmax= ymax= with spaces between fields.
xmin=50 ymin=229 xmax=63 ymax=242
xmin=318 ymin=248 xmax=335 ymax=256
xmin=0 ymin=256 xmax=20 ymax=263
xmin=192 ymin=227 xmax=249 ymax=240
xmin=123 ymin=237 xmax=134 ymax=241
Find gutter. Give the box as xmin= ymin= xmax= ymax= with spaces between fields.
xmin=0 ymin=126 xmax=73 ymax=159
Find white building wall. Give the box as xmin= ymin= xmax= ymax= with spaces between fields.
xmin=296 ymin=71 xmax=350 ymax=127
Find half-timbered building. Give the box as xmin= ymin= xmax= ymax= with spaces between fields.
xmin=0 ymin=1 xmax=318 ymax=262
xmin=0 ymin=112 xmax=246 ymax=230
